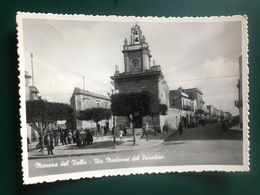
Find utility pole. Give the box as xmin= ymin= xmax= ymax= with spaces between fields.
xmin=30 ymin=53 xmax=34 ymax=86
xmin=83 ymin=76 xmax=85 ymax=91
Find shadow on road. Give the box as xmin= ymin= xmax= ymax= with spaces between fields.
xmin=58 ymin=140 xmax=125 ymax=151
xmin=166 ymin=124 xmax=243 ymax=142
xmin=163 ymin=142 xmax=185 ymax=146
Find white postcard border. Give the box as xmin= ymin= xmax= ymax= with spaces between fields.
xmin=17 ymin=12 xmax=249 ymax=185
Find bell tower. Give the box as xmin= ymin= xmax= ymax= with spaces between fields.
xmin=111 ymin=23 xmax=169 ymax=130
xmin=122 ymin=24 xmax=152 ymax=73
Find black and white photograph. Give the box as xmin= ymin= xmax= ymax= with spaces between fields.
xmin=17 ymin=13 xmax=249 ymax=184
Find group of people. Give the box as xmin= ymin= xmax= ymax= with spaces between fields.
xmin=36 ymin=127 xmax=96 ymax=155
xmin=76 ymin=129 xmax=94 ymax=148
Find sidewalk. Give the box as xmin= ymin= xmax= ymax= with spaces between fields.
xmin=28 ymin=129 xmax=177 ymax=159
xmin=229 ymin=125 xmax=243 ymax=131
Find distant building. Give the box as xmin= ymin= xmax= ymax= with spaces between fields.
xmin=217 ymin=110 xmax=224 ymax=120
xmin=29 ymin=86 xmax=39 ymax=100
xmin=184 ymin=88 xmax=205 ymax=111
xmin=206 ymin=105 xmax=218 ymax=119
xmin=223 ymin=111 xmax=232 ymax=122
xmin=25 ymin=71 xmax=40 ymax=101
xmin=169 ymin=87 xmax=195 ymax=111
xmin=70 ymin=87 xmax=112 ymax=130
xmin=235 ymin=56 xmax=243 ymax=128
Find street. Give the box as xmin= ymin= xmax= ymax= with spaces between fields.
xmin=28 ymin=124 xmax=243 ymax=177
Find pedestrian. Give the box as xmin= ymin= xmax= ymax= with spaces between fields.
xmin=60 ymin=129 xmax=67 ymax=145
xmin=141 ymin=124 xmax=148 ymax=141
xmin=119 ymin=125 xmax=123 ymax=141
xmin=44 ymin=131 xmax=54 ymax=155
xmin=123 ymin=125 xmax=127 ymax=136
xmin=67 ymin=130 xmax=73 ymax=144
xmin=76 ymin=129 xmax=80 ymax=147
xmin=202 ymin=119 xmax=205 ymax=127
xmin=104 ymin=126 xmax=108 ymax=136
xmin=178 ymin=121 xmax=183 ymax=138
xmin=163 ymin=124 xmax=167 ymax=133
xmin=86 ymin=129 xmax=93 ymax=145
xmin=72 ymin=130 xmax=77 ymax=143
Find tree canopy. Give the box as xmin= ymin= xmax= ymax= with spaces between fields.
xmin=111 ymin=90 xmax=151 ymax=122
xmin=111 ymin=90 xmax=167 ymax=144
xmin=149 ymin=99 xmax=168 ymax=117
xmin=26 ymin=100 xmax=75 ymax=151
xmin=26 ymin=100 xmax=74 ymax=126
xmin=78 ymin=107 xmax=111 ymax=124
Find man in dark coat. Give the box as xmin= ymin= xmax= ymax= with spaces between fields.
xmin=44 ymin=131 xmax=54 ymax=155
xmin=86 ymin=129 xmax=93 ymax=145
xmin=178 ymin=121 xmax=183 ymax=138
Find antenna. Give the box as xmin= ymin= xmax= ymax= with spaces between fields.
xmin=83 ymin=76 xmax=85 ymax=91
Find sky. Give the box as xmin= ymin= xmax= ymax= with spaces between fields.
xmin=22 ymin=16 xmax=243 ymax=116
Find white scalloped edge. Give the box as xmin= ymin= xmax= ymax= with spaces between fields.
xmin=17 ymin=12 xmax=249 ymax=185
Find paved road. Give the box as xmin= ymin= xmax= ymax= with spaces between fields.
xmin=28 ymin=124 xmax=243 ymax=177
xmin=168 ymin=123 xmax=243 ymax=141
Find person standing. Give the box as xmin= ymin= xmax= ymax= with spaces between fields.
xmin=61 ymin=129 xmax=68 ymax=145
xmin=119 ymin=125 xmax=123 ymax=141
xmin=104 ymin=126 xmax=108 ymax=136
xmin=178 ymin=121 xmax=183 ymax=138
xmin=67 ymin=130 xmax=73 ymax=144
xmin=123 ymin=125 xmax=127 ymax=136
xmin=44 ymin=131 xmax=54 ymax=155
xmin=86 ymin=129 xmax=93 ymax=145
xmin=141 ymin=124 xmax=148 ymax=141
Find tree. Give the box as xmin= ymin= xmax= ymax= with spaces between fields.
xmin=111 ymin=91 xmax=151 ymax=145
xmin=148 ymin=98 xmax=167 ymax=135
xmin=26 ymin=100 xmax=75 ymax=152
xmin=78 ymin=107 xmax=111 ymax=128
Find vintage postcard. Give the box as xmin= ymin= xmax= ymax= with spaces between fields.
xmin=17 ymin=13 xmax=249 ymax=184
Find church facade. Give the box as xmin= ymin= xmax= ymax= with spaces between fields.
xmin=111 ymin=24 xmax=169 ymax=131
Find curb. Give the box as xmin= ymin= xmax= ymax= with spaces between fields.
xmin=28 ymin=130 xmax=176 ymax=160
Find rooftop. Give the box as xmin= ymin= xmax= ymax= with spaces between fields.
xmin=71 ymin=87 xmax=110 ymax=102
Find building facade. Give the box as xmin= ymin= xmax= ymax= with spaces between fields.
xmin=111 ymin=24 xmax=169 ymax=130
xmin=70 ymin=87 xmax=112 ymax=130
xmin=206 ymin=105 xmax=218 ymax=120
xmin=169 ymin=87 xmax=195 ymax=125
xmin=25 ymin=71 xmax=40 ymax=142
xmin=185 ymin=88 xmax=205 ymax=111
